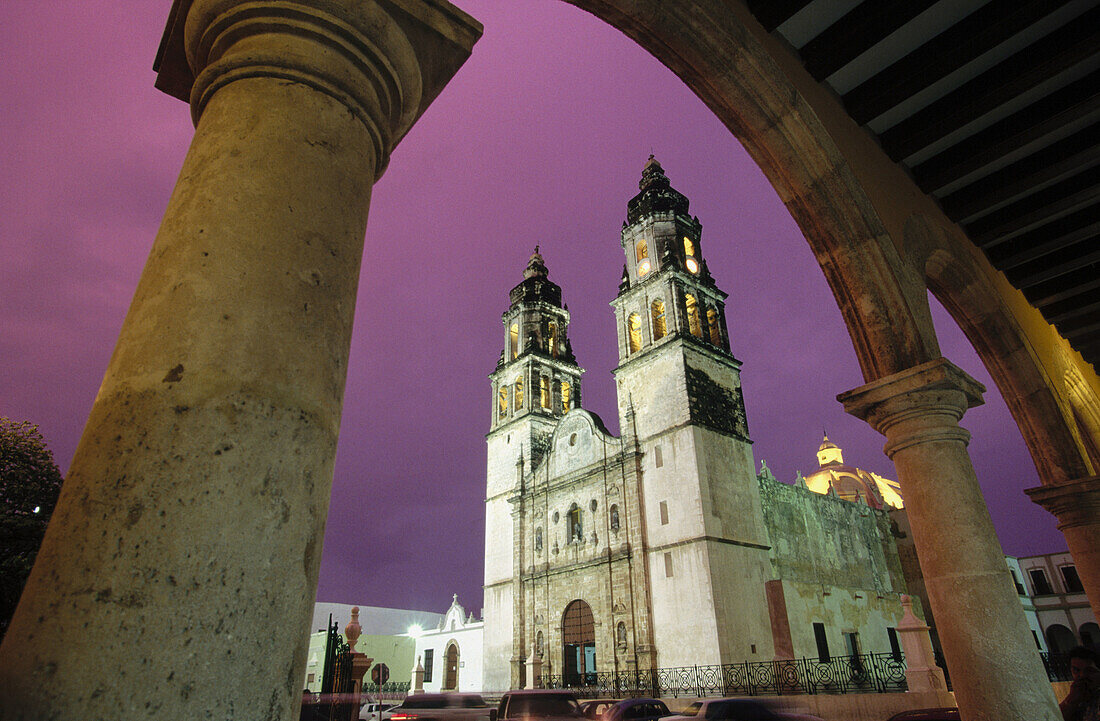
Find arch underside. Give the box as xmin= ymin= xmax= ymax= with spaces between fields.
xmin=563 ymin=0 xmax=1097 ymax=486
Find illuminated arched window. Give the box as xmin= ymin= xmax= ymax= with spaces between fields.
xmin=651 ymin=300 xmax=667 ymax=341
xmin=635 ymin=239 xmax=648 ymax=261
xmin=628 ymin=313 xmax=643 ymax=353
xmin=509 ymin=323 xmax=519 ymax=360
xmin=548 ymin=321 xmax=558 ymax=357
xmin=515 ymin=376 xmax=524 ymax=410
xmin=540 ymin=376 xmax=550 ymax=409
xmin=685 ymin=294 xmax=702 ymax=337
xmin=561 ymin=381 xmax=572 ymax=412
xmin=498 ymin=387 xmax=508 ymax=418
xmin=707 ymin=307 xmax=721 ymax=345
xmin=683 ymin=236 xmax=695 ymax=257
xmin=567 ymin=504 xmax=582 ymax=542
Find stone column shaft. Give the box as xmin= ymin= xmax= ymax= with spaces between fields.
xmin=1027 ymin=475 xmax=1100 ymax=617
xmin=0 ymin=2 xmax=479 ymax=720
xmin=841 ymin=358 xmax=1060 ymax=721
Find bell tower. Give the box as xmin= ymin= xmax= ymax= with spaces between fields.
xmin=483 ymin=248 xmax=584 ymax=690
xmin=611 ymin=157 xmax=775 ymax=667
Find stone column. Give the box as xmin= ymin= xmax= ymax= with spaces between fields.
xmin=0 ymin=3 xmax=479 ymax=721
xmin=840 ymin=358 xmax=1061 ymax=721
xmin=411 ymin=655 xmax=425 ymax=695
xmin=525 ymin=647 xmax=542 ymax=689
xmin=895 ymin=595 xmax=946 ymax=693
xmin=1027 ymin=475 xmax=1100 ymax=617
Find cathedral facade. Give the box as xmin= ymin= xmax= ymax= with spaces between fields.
xmin=482 ymin=159 xmax=912 ymax=691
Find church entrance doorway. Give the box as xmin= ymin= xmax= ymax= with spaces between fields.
xmin=562 ymin=600 xmax=596 ymax=686
xmin=444 ymin=642 xmax=459 ymax=690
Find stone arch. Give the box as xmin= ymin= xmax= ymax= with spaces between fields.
xmin=1065 ymin=366 xmax=1100 ymax=473
xmin=1080 ymin=622 xmax=1100 ymax=650
xmin=562 ymin=599 xmax=596 ymax=685
xmin=906 ymin=212 xmax=1094 ymax=486
xmin=443 ymin=640 xmax=460 ymax=690
xmin=1046 ymin=623 xmax=1077 ymax=654
xmin=564 ymin=0 xmax=938 ymax=382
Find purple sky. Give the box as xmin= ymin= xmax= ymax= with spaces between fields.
xmin=1 ymin=1 xmax=1063 ymax=616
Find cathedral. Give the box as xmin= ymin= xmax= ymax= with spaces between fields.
xmin=482 ymin=159 xmax=913 ymax=691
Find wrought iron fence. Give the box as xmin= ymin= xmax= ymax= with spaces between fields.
xmin=362 ymin=681 xmax=413 ymax=700
xmin=544 ymin=652 xmax=907 ymax=698
xmin=1041 ymin=652 xmax=1072 ymax=682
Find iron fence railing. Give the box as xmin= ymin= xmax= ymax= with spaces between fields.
xmin=1041 ymin=652 xmax=1072 ymax=682
xmin=544 ymin=651 xmax=1073 ymax=699
xmin=544 ymin=652 xmax=907 ymax=697
xmin=363 ymin=681 xmax=412 ymax=700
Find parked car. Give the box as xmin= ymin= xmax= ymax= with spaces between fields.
xmin=360 ymin=702 xmax=396 ymax=721
xmin=885 ymin=709 xmax=959 ymax=721
xmin=664 ymin=698 xmax=823 ymax=721
xmin=580 ymin=699 xmax=620 ymax=720
xmin=603 ymin=698 xmax=671 ymax=721
xmin=385 ymin=693 xmax=492 ymax=721
xmin=495 ymin=690 xmax=584 ymax=720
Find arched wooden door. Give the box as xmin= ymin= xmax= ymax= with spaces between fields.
xmin=443 ymin=642 xmax=459 ymax=690
xmin=562 ymin=600 xmax=595 ymax=686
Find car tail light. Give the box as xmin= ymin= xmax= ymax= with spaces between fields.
xmin=391 ymin=713 xmax=418 ymax=720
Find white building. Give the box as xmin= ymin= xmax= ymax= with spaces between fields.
xmin=303 ymin=603 xmax=444 ymax=692
xmin=1016 ymin=552 xmax=1099 ymax=653
xmin=411 ymin=595 xmax=485 ymax=693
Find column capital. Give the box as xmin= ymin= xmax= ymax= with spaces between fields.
xmin=838 ymin=358 xmax=986 ymax=458
xmin=1026 ymin=475 xmax=1100 ymax=530
xmin=154 ymin=0 xmax=480 ymax=177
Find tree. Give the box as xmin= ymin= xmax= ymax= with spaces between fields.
xmin=0 ymin=418 xmax=64 ymax=639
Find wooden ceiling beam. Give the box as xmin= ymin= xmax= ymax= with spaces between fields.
xmin=745 ymin=0 xmax=814 ymax=33
xmin=800 ymin=0 xmax=938 ymax=81
xmin=913 ymin=73 xmax=1100 ymax=195
xmin=844 ymin=0 xmax=1060 ymax=125
xmin=879 ymin=8 xmax=1100 ymax=161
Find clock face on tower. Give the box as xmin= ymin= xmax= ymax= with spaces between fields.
xmin=685 ymin=257 xmax=699 ymax=274
xmin=638 ymin=259 xmax=652 ymax=278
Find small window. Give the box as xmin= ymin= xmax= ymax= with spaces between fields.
xmin=685 ymin=294 xmax=702 ymax=337
xmin=813 ymin=623 xmax=830 ymax=661
xmin=651 ymin=300 xmax=667 ymax=340
xmin=844 ymin=631 xmax=861 ymax=657
xmin=1029 ymin=569 xmax=1053 ymax=595
xmin=548 ymin=321 xmax=558 ymax=358
xmin=636 ymin=239 xmax=648 ymax=262
xmin=683 ymin=236 xmax=695 ymax=257
xmin=510 ymin=323 xmax=519 ymax=360
xmin=540 ymin=376 xmax=550 ymax=408
xmin=1010 ymin=569 xmax=1025 ymax=595
xmin=307 ymin=672 xmax=316 ymax=683
xmin=568 ymin=505 xmax=582 ymax=543
xmin=423 ymin=649 xmax=434 ymax=683
xmin=610 ymin=505 xmax=620 ymax=532
xmin=1061 ymin=565 xmax=1084 ymax=593
xmin=498 ymin=387 xmax=508 ymax=418
xmin=561 ymin=381 xmax=572 ymax=412
xmin=706 ymin=307 xmax=721 ymax=345
xmin=664 ymin=552 xmax=673 ymax=577
xmin=628 ymin=313 xmax=643 ymax=353
xmin=887 ymin=628 xmax=901 ymax=661
xmin=654 ymin=445 xmax=663 ymax=468
xmin=659 ymin=501 xmax=669 ymax=525
xmin=514 ymin=376 xmax=524 ymax=410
